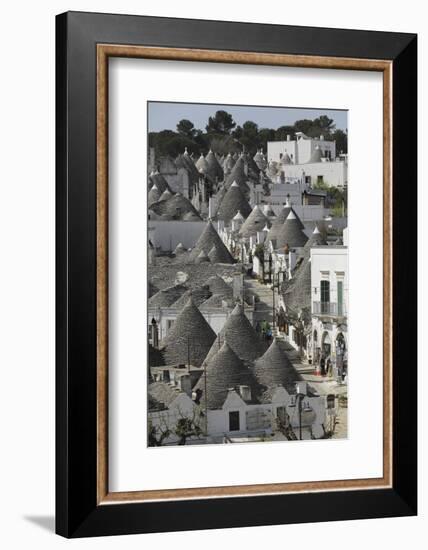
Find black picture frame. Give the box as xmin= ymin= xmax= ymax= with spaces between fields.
xmin=56 ymin=11 xmax=417 ymax=538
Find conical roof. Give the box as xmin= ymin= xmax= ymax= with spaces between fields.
xmin=148 ymin=184 xmax=161 ymax=206
xmin=205 ymin=275 xmax=233 ymax=297
xmin=176 ymin=151 xmax=200 ymax=183
xmin=159 ymin=188 xmax=173 ymax=201
xmin=252 ymin=338 xmax=298 ymax=391
xmin=172 ymin=286 xmax=211 ymax=309
xmin=282 ymin=258 xmax=312 ymax=321
xmin=173 ymin=242 xmax=186 ymax=255
xmin=223 ymin=153 xmax=236 ymax=174
xmin=275 ymin=210 xmax=309 ymax=249
xmin=189 ymin=221 xmax=234 ymax=264
xmin=195 ymin=154 xmax=209 ymax=174
xmin=206 ymin=149 xmax=224 ymax=181
xmin=224 ymin=156 xmax=250 ymax=193
xmin=216 ymin=182 xmax=252 ymax=223
xmin=239 ymin=205 xmax=269 ymax=238
xmin=195 ymin=342 xmax=258 ymax=409
xmin=195 ymin=250 xmax=210 ymax=264
xmin=301 ymin=226 xmax=327 ymax=259
xmin=245 ymin=152 xmax=260 ymax=178
xmin=253 ymin=149 xmax=267 ymax=171
xmin=148 ymin=284 xmax=188 ymax=308
xmin=149 ymin=193 xmax=202 ymax=220
xmin=149 ymin=172 xmax=170 ymax=194
xmin=160 ymin=298 xmax=216 ymax=366
xmin=280 ymin=152 xmax=292 ymax=165
xmin=267 ymin=203 xmax=304 ymax=243
xmin=308 ymin=146 xmax=322 ymax=163
xmin=204 ymin=303 xmax=264 ymax=365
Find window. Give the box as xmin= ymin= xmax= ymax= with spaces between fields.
xmin=229 ymin=411 xmax=240 ymax=431
xmin=320 ymin=280 xmax=330 ymax=313
xmin=337 ymin=281 xmax=344 ymax=316
xmin=317 ymin=175 xmax=324 ymax=184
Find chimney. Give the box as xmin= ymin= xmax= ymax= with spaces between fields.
xmin=320 ymin=134 xmax=324 ymax=141
xmin=239 ymin=385 xmax=252 ymax=401
xmin=287 ymin=134 xmax=291 ymax=141
xmin=233 ymin=274 xmax=244 ymax=301
xmin=296 ymin=381 xmax=307 ymax=396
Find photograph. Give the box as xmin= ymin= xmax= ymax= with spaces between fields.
xmin=147 ymin=101 xmax=348 ymax=446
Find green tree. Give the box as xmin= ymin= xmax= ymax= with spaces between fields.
xmin=176 ymin=119 xmax=196 ymax=138
xmin=206 ymin=110 xmax=236 ymax=135
xmin=332 ymin=129 xmax=348 ymax=154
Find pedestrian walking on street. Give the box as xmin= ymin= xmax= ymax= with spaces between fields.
xmin=255 ymin=320 xmax=261 ymax=337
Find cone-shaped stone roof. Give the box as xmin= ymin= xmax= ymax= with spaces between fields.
xmin=301 ymin=226 xmax=327 ymax=259
xmin=149 ymin=193 xmax=202 ymax=220
xmin=206 ymin=149 xmax=224 ymax=181
xmin=224 ymin=156 xmax=250 ymax=193
xmin=282 ymin=258 xmax=312 ymax=321
xmin=267 ymin=203 xmax=304 ymax=243
xmin=189 ymin=221 xmax=234 ymax=264
xmin=195 ymin=342 xmax=259 ymax=409
xmin=148 ymin=172 xmax=171 ymax=194
xmin=148 ymin=284 xmax=188 ymax=308
xmin=173 ymin=242 xmax=186 ymax=255
xmin=216 ymin=182 xmax=252 ymax=223
xmin=205 ymin=275 xmax=233 ymax=297
xmin=238 ymin=205 xmax=269 ymax=238
xmin=160 ymin=298 xmax=216 ymax=366
xmin=280 ymin=152 xmax=292 ymax=165
xmin=148 ymin=184 xmax=161 ymax=206
xmin=275 ymin=211 xmax=309 ymax=249
xmin=172 ymin=286 xmax=211 ymax=309
xmin=204 ymin=303 xmax=265 ymax=365
xmin=195 ymin=154 xmax=209 ymax=174
xmin=252 ymin=338 xmax=298 ymax=391
xmin=159 ymin=189 xmax=173 ymax=202
xmin=223 ymin=152 xmax=236 ymax=174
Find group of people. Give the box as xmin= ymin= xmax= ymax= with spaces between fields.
xmin=255 ymin=319 xmax=273 ymax=342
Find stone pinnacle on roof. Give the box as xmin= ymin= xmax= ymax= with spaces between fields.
xmin=160 ymin=298 xmax=216 ymax=367
xmin=204 ymin=303 xmax=265 ymax=365
xmin=173 ymin=242 xmax=186 ymax=255
xmin=216 ymin=181 xmax=252 ymax=223
xmin=195 ymin=342 xmax=259 ymax=410
xmin=148 ymin=172 xmax=171 ymax=194
xmin=188 ymin=221 xmax=235 ymax=264
xmin=252 ymin=338 xmax=299 ymax=392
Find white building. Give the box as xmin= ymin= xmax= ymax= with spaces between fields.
xmin=267 ymin=134 xmax=336 ymax=165
xmin=310 ymin=228 xmax=348 ymax=373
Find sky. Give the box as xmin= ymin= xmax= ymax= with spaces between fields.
xmin=148 ymin=101 xmax=348 ymax=133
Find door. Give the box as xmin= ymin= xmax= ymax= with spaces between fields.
xmin=320 ymin=280 xmax=330 ymax=314
xmin=229 ymin=411 xmax=240 ymax=431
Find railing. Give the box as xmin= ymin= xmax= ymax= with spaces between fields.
xmin=312 ymin=301 xmax=346 ymax=317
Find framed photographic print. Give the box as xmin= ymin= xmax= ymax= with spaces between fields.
xmin=56 ymin=11 xmax=417 ymax=537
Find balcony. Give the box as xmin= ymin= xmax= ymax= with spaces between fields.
xmin=312 ymin=301 xmax=346 ymax=317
